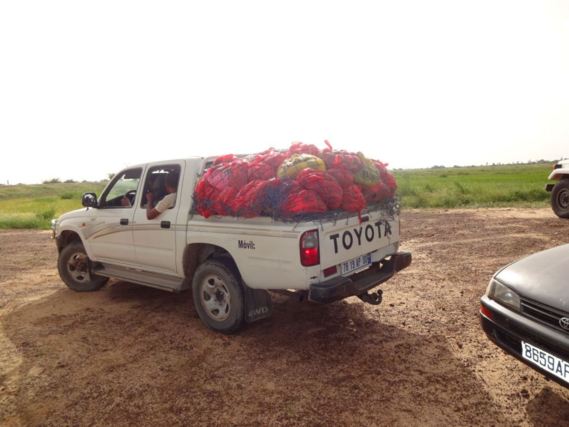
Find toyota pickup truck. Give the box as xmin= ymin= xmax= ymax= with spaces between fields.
xmin=51 ymin=157 xmax=411 ymax=333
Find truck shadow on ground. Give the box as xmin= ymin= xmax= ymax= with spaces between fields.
xmin=2 ymin=280 xmax=511 ymax=425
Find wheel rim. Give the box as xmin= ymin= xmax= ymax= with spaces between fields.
xmin=66 ymin=251 xmax=91 ymax=283
xmin=557 ymin=189 xmax=569 ymax=209
xmin=199 ymin=274 xmax=231 ymax=322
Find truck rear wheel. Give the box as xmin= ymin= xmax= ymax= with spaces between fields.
xmin=552 ymin=179 xmax=569 ymax=218
xmin=192 ymin=259 xmax=245 ymax=333
xmin=57 ymin=242 xmax=108 ymax=292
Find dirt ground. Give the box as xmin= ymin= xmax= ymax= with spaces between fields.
xmin=1 ymin=208 xmax=569 ymax=426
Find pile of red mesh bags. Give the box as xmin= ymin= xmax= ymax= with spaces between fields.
xmin=193 ymin=141 xmax=397 ymax=219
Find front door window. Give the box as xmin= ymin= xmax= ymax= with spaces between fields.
xmin=99 ymin=168 xmax=142 ymax=208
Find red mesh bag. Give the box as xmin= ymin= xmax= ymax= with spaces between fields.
xmin=322 ymin=150 xmax=363 ymax=172
xmin=287 ymin=142 xmax=321 ymax=157
xmin=327 ymin=168 xmax=354 ymax=188
xmin=251 ymin=148 xmax=287 ymax=169
xmin=247 ymin=149 xmax=286 ymax=181
xmin=254 ymin=178 xmax=295 ymax=215
xmin=211 ymin=186 xmax=238 ymax=216
xmin=280 ymin=189 xmax=327 ymax=217
xmin=194 ymin=177 xmax=218 ymax=218
xmin=231 ymin=180 xmax=266 ymax=218
xmin=380 ymin=169 xmax=397 ymax=194
xmin=373 ymin=160 xmax=397 ymax=197
xmin=341 ymin=184 xmax=366 ymax=213
xmin=295 ymin=169 xmax=343 ymax=210
xmin=206 ymin=159 xmax=249 ymax=190
xmin=214 ymin=154 xmax=237 ymax=165
xmin=248 ymin=161 xmax=276 ymax=181
xmin=362 ymin=182 xmax=391 ymax=204
xmin=230 ymin=179 xmax=284 ymax=218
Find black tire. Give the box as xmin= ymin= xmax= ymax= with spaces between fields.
xmin=57 ymin=242 xmax=108 ymax=292
xmin=551 ymin=179 xmax=569 ymax=219
xmin=192 ymin=259 xmax=245 ymax=334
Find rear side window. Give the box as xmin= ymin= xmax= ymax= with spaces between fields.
xmin=141 ymin=165 xmax=181 ymax=209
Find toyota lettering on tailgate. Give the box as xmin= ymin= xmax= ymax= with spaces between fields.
xmin=329 ymin=220 xmax=392 ymax=254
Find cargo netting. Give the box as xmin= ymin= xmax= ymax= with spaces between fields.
xmin=192 ymin=141 xmax=398 ymax=222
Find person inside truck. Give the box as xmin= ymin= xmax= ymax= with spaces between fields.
xmin=145 ymin=172 xmax=178 ymax=220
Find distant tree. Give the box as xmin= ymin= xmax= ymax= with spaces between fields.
xmin=64 ymin=179 xmax=76 ymax=183
xmin=43 ymin=178 xmax=61 ymax=184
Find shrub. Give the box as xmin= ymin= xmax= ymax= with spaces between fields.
xmin=36 ymin=208 xmax=56 ymax=221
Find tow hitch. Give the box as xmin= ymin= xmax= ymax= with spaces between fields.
xmin=358 ymin=289 xmax=383 ymax=305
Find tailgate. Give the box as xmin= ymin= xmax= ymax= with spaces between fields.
xmin=319 ymin=210 xmax=399 ymax=271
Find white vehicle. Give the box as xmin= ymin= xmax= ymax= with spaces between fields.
xmin=545 ymin=159 xmax=569 ymax=218
xmin=51 ymin=157 xmax=411 ymax=333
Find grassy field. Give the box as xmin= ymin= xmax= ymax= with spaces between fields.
xmin=0 ymin=182 xmax=106 ymax=229
xmin=0 ymin=162 xmax=555 ymax=229
xmin=394 ymin=162 xmax=553 ymax=209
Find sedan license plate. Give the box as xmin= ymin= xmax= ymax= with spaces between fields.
xmin=521 ymin=341 xmax=569 ymax=385
xmin=341 ymin=253 xmax=372 ymax=275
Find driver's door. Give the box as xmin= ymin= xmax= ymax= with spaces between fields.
xmin=86 ymin=168 xmax=143 ymax=265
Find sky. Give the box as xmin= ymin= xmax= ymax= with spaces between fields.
xmin=1 ymin=0 xmax=568 ymax=184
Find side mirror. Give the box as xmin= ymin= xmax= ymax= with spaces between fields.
xmin=82 ymin=192 xmax=98 ymax=208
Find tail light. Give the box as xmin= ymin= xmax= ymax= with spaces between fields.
xmin=300 ymin=229 xmax=320 ymax=266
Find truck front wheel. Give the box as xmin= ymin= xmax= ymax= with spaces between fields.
xmin=57 ymin=242 xmax=108 ymax=292
xmin=192 ymin=259 xmax=245 ymax=333
xmin=552 ymin=179 xmax=569 ymax=218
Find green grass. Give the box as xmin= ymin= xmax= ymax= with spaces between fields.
xmin=0 ymin=162 xmax=555 ymax=229
xmin=0 ymin=182 xmax=106 ymax=229
xmin=394 ymin=162 xmax=553 ymax=209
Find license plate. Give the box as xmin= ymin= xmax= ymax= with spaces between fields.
xmin=521 ymin=341 xmax=569 ymax=385
xmin=341 ymin=253 xmax=372 ymax=275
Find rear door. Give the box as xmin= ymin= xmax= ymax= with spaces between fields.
xmin=132 ymin=162 xmax=183 ymax=275
xmin=319 ymin=209 xmax=399 ymax=275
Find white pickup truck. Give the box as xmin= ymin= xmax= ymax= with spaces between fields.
xmin=52 ymin=157 xmax=411 ymax=333
xmin=545 ymin=159 xmax=569 ymax=218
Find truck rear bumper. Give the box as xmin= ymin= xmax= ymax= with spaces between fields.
xmin=308 ymin=251 xmax=412 ymax=304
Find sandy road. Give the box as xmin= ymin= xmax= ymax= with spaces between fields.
xmin=1 ymin=209 xmax=568 ymax=426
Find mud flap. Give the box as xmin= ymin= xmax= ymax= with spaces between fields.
xmin=243 ymin=286 xmax=273 ymax=323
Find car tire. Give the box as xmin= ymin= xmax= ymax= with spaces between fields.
xmin=551 ymin=179 xmax=569 ymax=219
xmin=192 ymin=259 xmax=245 ymax=334
xmin=57 ymin=242 xmax=108 ymax=292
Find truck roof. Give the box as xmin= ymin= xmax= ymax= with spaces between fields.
xmin=123 ymin=156 xmax=210 ymax=170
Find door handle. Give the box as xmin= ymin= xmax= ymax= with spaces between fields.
xmin=120 ymin=218 xmax=129 ymax=225
xmin=160 ymin=221 xmax=171 ymax=229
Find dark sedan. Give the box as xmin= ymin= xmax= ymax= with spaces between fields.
xmin=480 ymin=244 xmax=569 ymax=388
